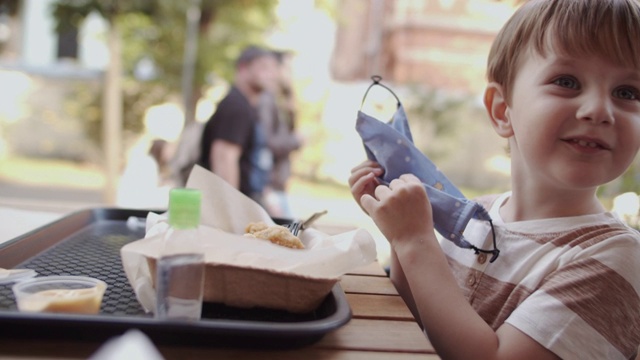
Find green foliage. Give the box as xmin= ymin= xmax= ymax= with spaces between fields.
xmin=63 ymin=79 xmax=169 ymax=149
xmin=314 ymin=0 xmax=339 ymax=17
xmin=403 ymin=83 xmax=479 ymax=162
xmin=51 ymin=0 xmax=279 ymax=149
xmin=196 ymin=0 xmax=279 ymax=83
xmin=294 ymin=91 xmax=332 ymax=181
xmin=599 ymin=156 xmax=640 ymax=198
xmin=52 ymin=0 xmax=157 ymax=30
xmin=620 ymin=164 xmax=640 ymax=194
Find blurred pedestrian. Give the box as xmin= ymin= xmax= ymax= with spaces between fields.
xmin=168 ymin=120 xmax=204 ymax=187
xmin=117 ymin=138 xmax=171 ymax=209
xmin=198 ymin=45 xmax=279 ymax=206
xmin=148 ymin=139 xmax=171 ymax=185
xmin=258 ymin=51 xmax=303 ymax=217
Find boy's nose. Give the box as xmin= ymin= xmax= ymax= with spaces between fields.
xmin=576 ymin=93 xmax=615 ymax=125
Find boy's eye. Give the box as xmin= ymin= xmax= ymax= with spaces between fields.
xmin=552 ymin=76 xmax=579 ymax=89
xmin=613 ymin=86 xmax=640 ymax=101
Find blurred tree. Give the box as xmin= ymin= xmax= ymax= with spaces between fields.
xmin=51 ymin=0 xmax=278 ymax=203
xmin=599 ymin=157 xmax=640 ymax=200
xmin=620 ymin=163 xmax=640 ymax=194
xmin=52 ymin=0 xmax=278 ymax=138
xmin=403 ymin=84 xmax=471 ymax=162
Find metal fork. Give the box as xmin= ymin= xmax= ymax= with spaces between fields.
xmin=286 ymin=210 xmax=328 ymax=236
xmin=286 ymin=220 xmax=302 ymax=236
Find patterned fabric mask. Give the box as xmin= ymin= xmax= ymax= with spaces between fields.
xmin=356 ymin=76 xmax=500 ymax=262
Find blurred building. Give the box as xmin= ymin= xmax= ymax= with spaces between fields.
xmin=331 ymin=0 xmax=518 ymax=95
xmin=0 ymin=0 xmax=107 ymax=161
xmin=0 ymin=0 xmax=108 ymax=71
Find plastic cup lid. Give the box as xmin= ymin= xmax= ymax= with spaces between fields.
xmin=0 ymin=268 xmax=37 ymax=284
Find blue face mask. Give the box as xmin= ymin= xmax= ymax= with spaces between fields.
xmin=356 ymin=76 xmax=500 ymax=263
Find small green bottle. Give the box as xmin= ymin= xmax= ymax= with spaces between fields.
xmin=155 ymin=188 xmax=205 ymax=320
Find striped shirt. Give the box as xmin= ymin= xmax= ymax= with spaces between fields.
xmin=440 ymin=192 xmax=640 ymax=359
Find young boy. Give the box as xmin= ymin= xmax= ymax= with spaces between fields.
xmin=349 ymin=0 xmax=640 ymax=359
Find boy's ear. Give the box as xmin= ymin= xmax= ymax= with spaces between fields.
xmin=484 ymin=83 xmax=513 ymax=138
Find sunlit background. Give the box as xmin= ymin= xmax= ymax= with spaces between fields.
xmin=0 ymin=0 xmax=638 ymax=263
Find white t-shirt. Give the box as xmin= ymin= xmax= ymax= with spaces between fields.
xmin=440 ymin=192 xmax=640 ymax=359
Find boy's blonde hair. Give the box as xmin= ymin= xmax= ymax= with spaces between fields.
xmin=487 ymin=0 xmax=640 ymax=103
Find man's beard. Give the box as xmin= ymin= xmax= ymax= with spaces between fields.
xmin=249 ymin=80 xmax=264 ymax=94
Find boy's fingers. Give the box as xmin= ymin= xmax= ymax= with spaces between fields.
xmin=350 ymin=174 xmax=370 ymax=194
xmin=349 ymin=165 xmax=376 ymax=180
xmin=350 ymin=160 xmax=381 ymax=174
xmin=348 ymin=168 xmax=370 ymax=187
xmin=388 ymin=178 xmax=405 ymax=190
xmin=399 ymin=173 xmax=421 ymax=183
xmin=361 ymin=182 xmax=391 ymax=209
xmin=360 ymin=194 xmax=376 ymax=213
xmin=349 ymin=168 xmax=383 ymax=189
xmin=363 ymin=159 xmax=382 ymax=168
xmin=349 ymin=170 xmax=375 ymax=191
xmin=374 ymin=182 xmax=392 ymax=200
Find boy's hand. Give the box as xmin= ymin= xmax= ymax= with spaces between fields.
xmin=348 ymin=160 xmax=384 ymax=214
xmin=361 ymin=174 xmax=435 ymax=246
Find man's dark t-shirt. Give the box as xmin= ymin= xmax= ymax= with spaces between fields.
xmin=198 ymin=86 xmax=271 ymax=199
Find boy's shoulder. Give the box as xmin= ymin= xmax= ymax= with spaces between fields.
xmin=473 ymin=192 xmax=639 ymax=233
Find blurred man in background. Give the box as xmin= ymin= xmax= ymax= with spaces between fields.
xmin=198 ymin=46 xmax=279 ymax=206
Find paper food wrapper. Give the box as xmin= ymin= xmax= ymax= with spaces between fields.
xmin=121 ymin=165 xmax=377 ymax=314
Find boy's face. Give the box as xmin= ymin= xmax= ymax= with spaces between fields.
xmin=487 ymin=47 xmax=640 ymax=191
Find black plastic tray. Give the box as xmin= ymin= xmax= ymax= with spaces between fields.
xmin=0 ymin=208 xmax=351 ymax=348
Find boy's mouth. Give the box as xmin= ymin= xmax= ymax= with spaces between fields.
xmin=562 ymin=138 xmax=611 ymax=150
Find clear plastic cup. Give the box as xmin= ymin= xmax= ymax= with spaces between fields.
xmin=12 ymin=276 xmax=107 ymax=314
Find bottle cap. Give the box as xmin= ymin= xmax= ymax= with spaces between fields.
xmin=168 ymin=188 xmax=201 ymax=229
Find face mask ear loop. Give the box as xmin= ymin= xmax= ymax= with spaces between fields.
xmin=360 ymin=75 xmax=402 ymax=111
xmin=469 ymin=219 xmax=500 ymax=263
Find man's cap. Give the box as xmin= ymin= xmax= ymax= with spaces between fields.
xmin=272 ymin=49 xmax=291 ymax=64
xmin=236 ymin=45 xmax=273 ymax=67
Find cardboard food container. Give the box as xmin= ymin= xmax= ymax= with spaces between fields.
xmin=146 ymin=260 xmax=337 ymax=314
xmin=121 ymin=166 xmax=377 ymax=314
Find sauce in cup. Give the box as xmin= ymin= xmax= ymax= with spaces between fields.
xmin=13 ymin=276 xmax=107 ymax=314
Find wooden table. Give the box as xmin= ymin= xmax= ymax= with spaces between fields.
xmin=0 ymin=207 xmax=439 ymax=359
xmin=0 ymin=261 xmax=439 ymax=359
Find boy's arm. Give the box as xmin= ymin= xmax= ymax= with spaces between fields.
xmin=394 ymin=235 xmax=559 ymax=360
xmin=362 ymin=174 xmax=560 ymax=360
xmin=389 ymin=249 xmax=422 ymax=328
